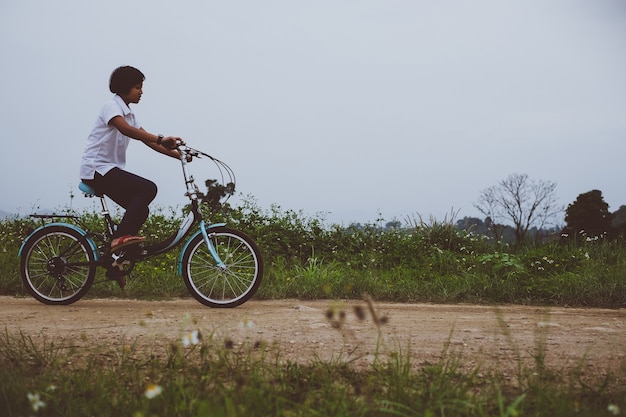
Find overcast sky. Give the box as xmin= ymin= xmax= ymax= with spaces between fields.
xmin=1 ymin=0 xmax=625 ymax=226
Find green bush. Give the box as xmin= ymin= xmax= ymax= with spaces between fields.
xmin=2 ymin=197 xmax=626 ymax=307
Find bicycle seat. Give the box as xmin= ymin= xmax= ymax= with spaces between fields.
xmin=78 ymin=182 xmax=101 ymax=197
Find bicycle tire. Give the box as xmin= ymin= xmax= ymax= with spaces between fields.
xmin=181 ymin=227 xmax=263 ymax=308
xmin=20 ymin=225 xmax=97 ymax=305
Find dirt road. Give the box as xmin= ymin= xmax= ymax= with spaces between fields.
xmin=1 ymin=296 xmax=624 ymax=374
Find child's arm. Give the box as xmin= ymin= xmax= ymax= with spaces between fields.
xmin=141 ymin=130 xmax=183 ymax=159
xmin=109 ymin=116 xmax=182 ymax=159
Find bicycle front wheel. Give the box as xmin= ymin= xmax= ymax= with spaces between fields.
xmin=181 ymin=227 xmax=263 ymax=308
xmin=20 ymin=225 xmax=97 ymax=305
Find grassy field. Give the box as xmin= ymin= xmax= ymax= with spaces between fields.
xmin=1 ymin=203 xmax=625 ymax=307
xmin=1 ymin=203 xmax=625 ymax=416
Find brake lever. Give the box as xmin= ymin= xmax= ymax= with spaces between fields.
xmin=181 ymin=146 xmax=201 ymax=163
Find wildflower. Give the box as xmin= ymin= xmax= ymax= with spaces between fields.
xmin=144 ymin=384 xmax=163 ymax=399
xmin=608 ymin=404 xmax=620 ymax=415
xmin=182 ymin=330 xmax=201 ymax=347
xmin=238 ymin=318 xmax=256 ymax=329
xmin=27 ymin=392 xmax=46 ymax=412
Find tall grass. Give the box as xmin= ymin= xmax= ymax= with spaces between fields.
xmin=1 ymin=198 xmax=625 ymax=307
xmin=1 ymin=299 xmax=624 ymax=416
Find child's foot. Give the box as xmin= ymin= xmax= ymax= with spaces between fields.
xmin=110 ymin=235 xmax=146 ymax=252
xmin=106 ymin=267 xmax=127 ymax=289
xmin=106 ymin=256 xmax=130 ymax=289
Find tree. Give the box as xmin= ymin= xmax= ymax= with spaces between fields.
xmin=474 ymin=173 xmax=562 ymax=244
xmin=563 ymin=190 xmax=613 ymax=238
xmin=612 ymin=205 xmax=626 ymax=237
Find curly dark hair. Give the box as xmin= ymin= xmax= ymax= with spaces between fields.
xmin=109 ymin=66 xmax=145 ymax=95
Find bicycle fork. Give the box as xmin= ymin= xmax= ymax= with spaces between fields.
xmin=199 ymin=220 xmax=226 ymax=269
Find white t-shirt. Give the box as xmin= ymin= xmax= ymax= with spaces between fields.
xmin=79 ymin=95 xmax=141 ymax=180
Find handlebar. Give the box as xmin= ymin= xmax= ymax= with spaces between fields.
xmin=176 ymin=144 xmax=236 ymax=204
xmin=178 ymin=144 xmax=213 ymax=161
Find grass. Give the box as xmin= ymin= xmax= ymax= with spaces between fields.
xmin=1 ymin=202 xmax=625 ymax=414
xmin=2 ymin=202 xmax=625 ymax=307
xmin=1 ymin=298 xmax=624 ymax=416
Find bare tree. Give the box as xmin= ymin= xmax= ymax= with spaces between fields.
xmin=474 ymin=173 xmax=562 ymax=243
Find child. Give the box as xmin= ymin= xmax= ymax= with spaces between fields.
xmin=79 ymin=66 xmax=183 ymax=253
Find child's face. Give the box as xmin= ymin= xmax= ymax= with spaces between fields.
xmin=120 ymin=82 xmax=143 ymax=105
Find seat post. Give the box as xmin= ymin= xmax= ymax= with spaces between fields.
xmin=98 ymin=195 xmax=110 ymax=216
xmin=99 ymin=196 xmax=116 ymax=238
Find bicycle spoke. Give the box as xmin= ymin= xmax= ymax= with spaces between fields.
xmin=21 ymin=227 xmax=96 ymax=305
xmin=182 ymin=228 xmax=263 ymax=307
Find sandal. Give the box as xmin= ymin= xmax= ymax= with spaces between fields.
xmin=110 ymin=235 xmax=146 ymax=252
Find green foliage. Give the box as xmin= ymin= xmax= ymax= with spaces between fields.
xmin=188 ymin=179 xmax=236 ymax=216
xmin=564 ymin=189 xmax=613 ymax=239
xmin=0 ymin=215 xmax=38 ymax=294
xmin=2 ymin=197 xmax=626 ymax=307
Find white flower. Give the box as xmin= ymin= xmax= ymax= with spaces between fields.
xmin=182 ymin=330 xmax=201 ymax=347
xmin=238 ymin=318 xmax=256 ymax=329
xmin=144 ymin=384 xmax=163 ymax=399
xmin=27 ymin=392 xmax=46 ymax=412
xmin=608 ymin=404 xmax=621 ymax=415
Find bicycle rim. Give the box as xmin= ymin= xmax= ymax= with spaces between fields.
xmin=183 ymin=228 xmax=262 ymax=307
xmin=20 ymin=227 xmax=96 ymax=305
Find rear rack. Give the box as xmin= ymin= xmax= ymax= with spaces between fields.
xmin=29 ymin=213 xmax=81 ymax=226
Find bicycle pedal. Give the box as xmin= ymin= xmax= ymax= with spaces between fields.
xmin=111 ymin=259 xmax=130 ymax=270
xmin=106 ymin=261 xmax=131 ymax=289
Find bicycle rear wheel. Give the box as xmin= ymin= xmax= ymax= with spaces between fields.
xmin=20 ymin=225 xmax=97 ymax=305
xmin=181 ymin=227 xmax=263 ymax=308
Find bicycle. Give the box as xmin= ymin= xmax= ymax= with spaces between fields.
xmin=18 ymin=144 xmax=263 ymax=308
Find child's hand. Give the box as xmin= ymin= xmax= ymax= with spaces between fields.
xmin=162 ymin=136 xmax=183 ymax=149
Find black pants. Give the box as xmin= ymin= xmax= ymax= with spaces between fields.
xmin=83 ymin=168 xmax=157 ymax=238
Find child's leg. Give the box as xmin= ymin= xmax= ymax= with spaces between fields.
xmin=92 ymin=168 xmax=157 ymax=238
